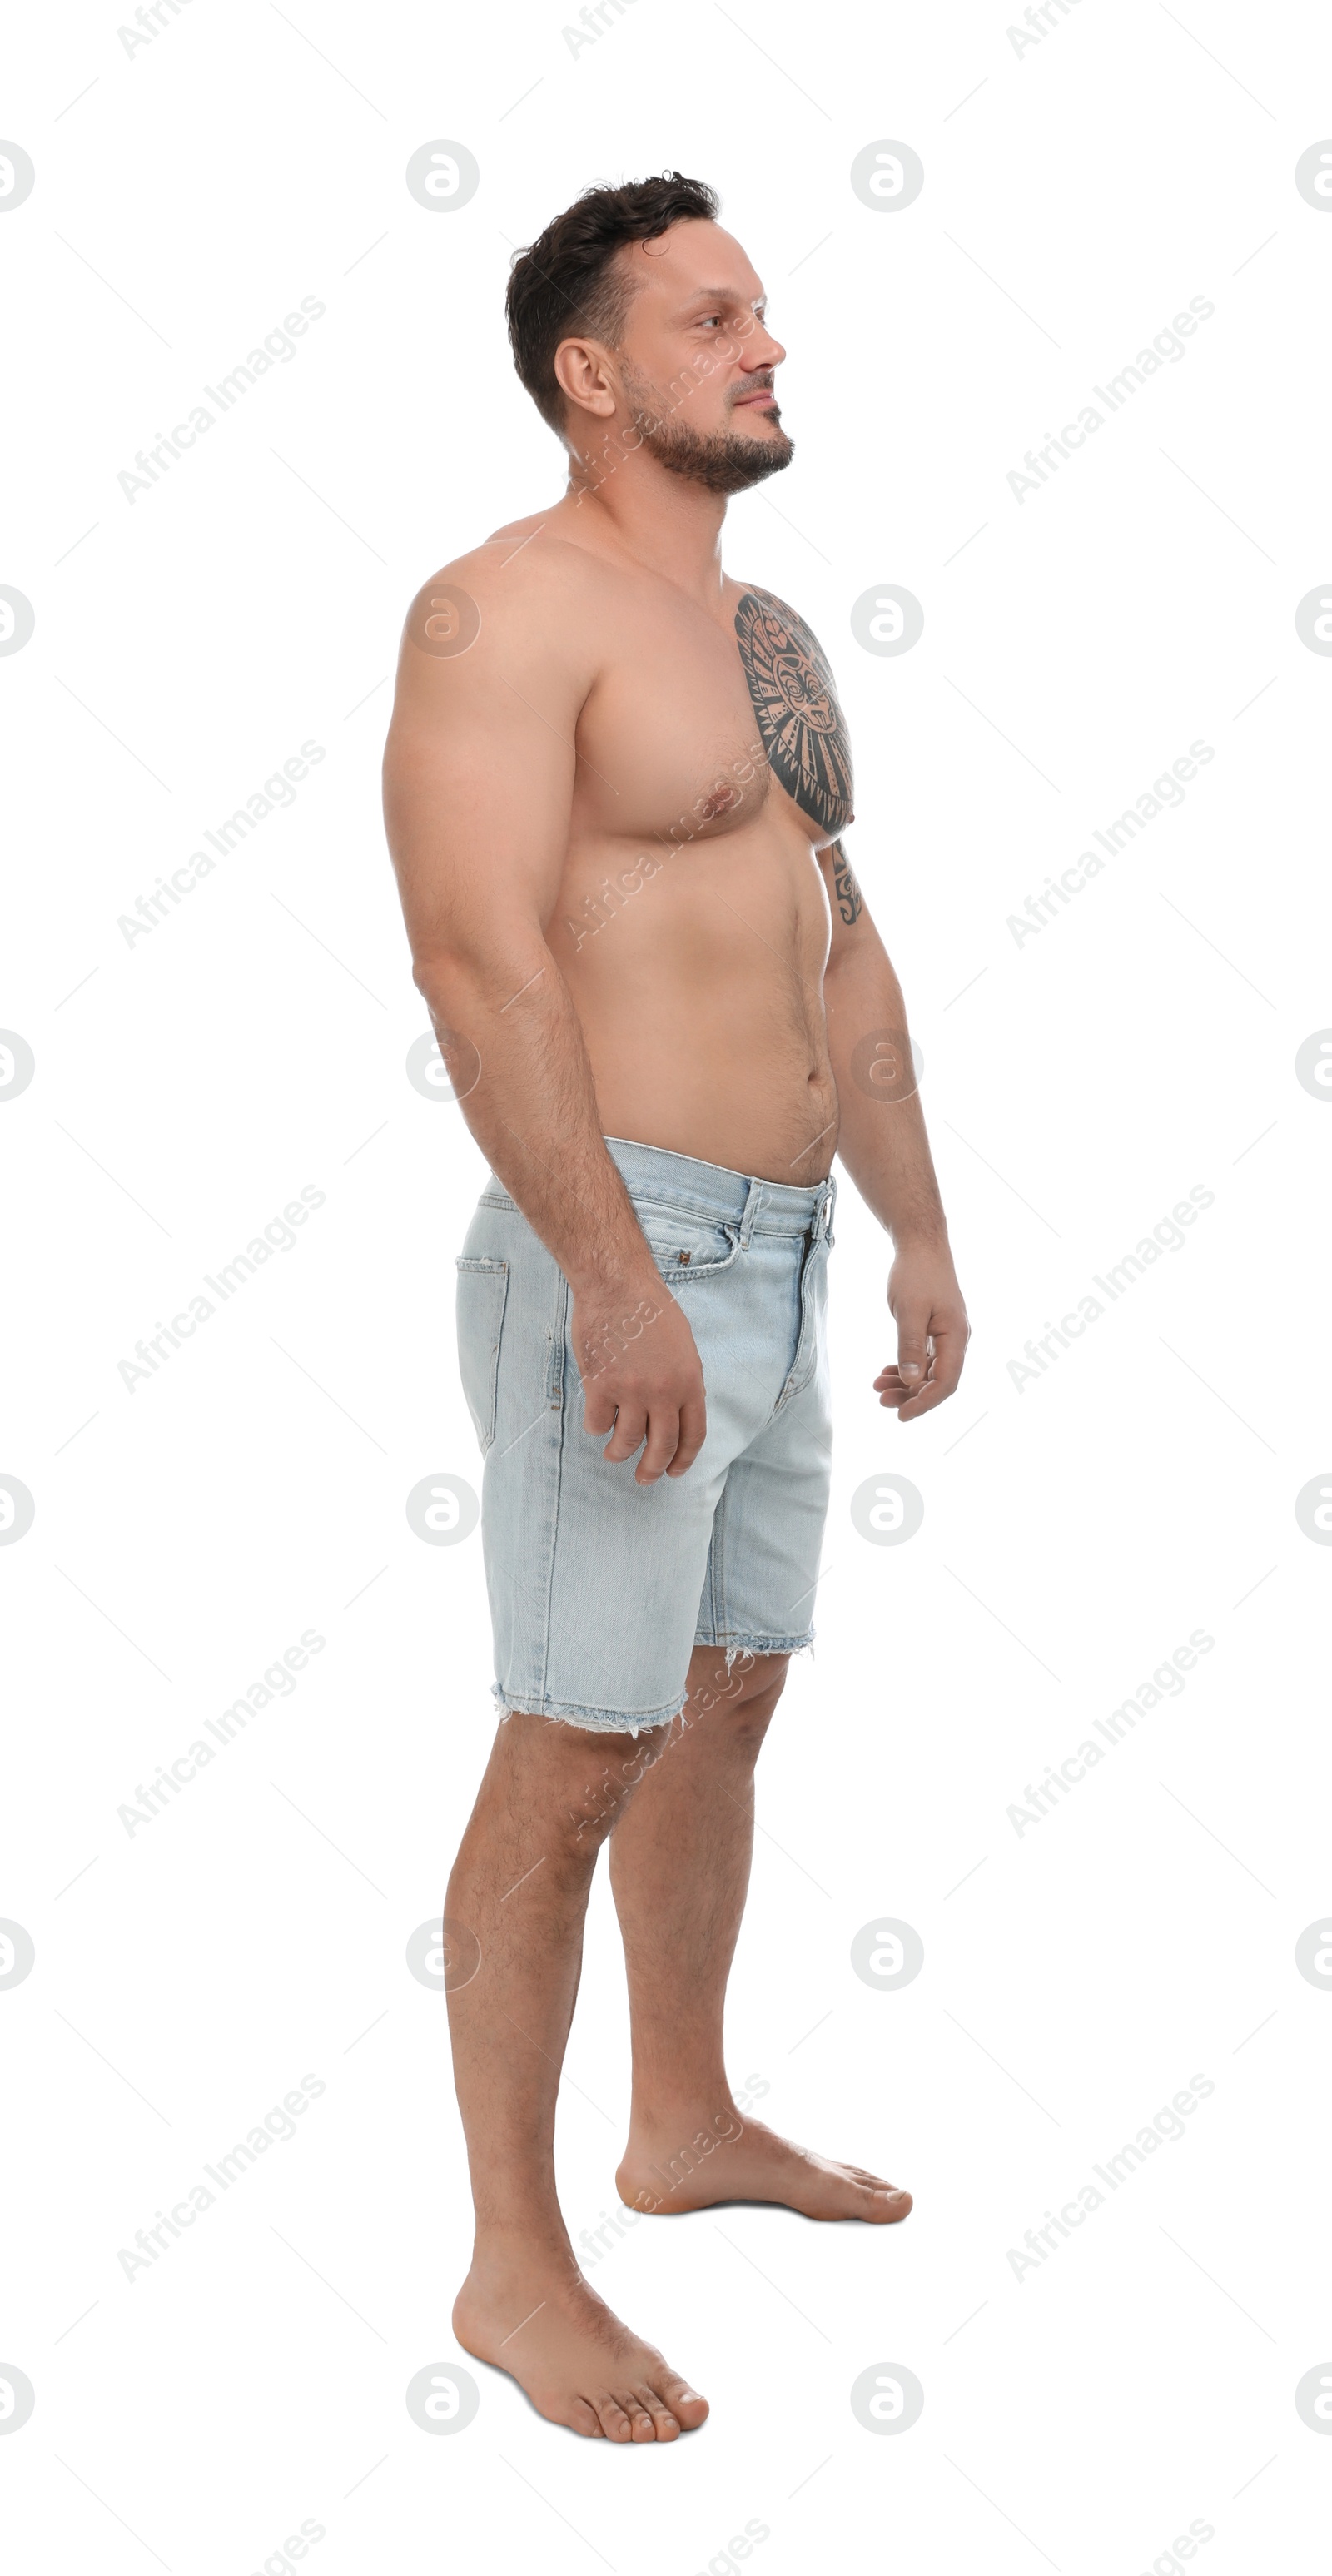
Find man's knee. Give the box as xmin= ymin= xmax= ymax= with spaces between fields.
xmin=731 ymin=1650 xmax=789 ymax=1705
xmin=499 ymin=1711 xmax=668 ymax=1848
xmin=686 ymin=1648 xmax=789 ymax=1733
xmin=731 ymin=1652 xmax=788 ymax=1732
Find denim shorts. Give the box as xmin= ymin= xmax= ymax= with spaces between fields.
xmin=455 ymin=1137 xmax=836 ymax=1733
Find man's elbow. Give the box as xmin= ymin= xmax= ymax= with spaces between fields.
xmin=411 ymin=937 xmax=550 ymax=1021
xmin=411 ymin=948 xmax=447 ymax=1004
xmin=411 ymin=947 xmax=472 ymax=1022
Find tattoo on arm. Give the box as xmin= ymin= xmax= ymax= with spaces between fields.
xmin=831 ymin=840 xmax=863 ymax=927
xmin=733 ymin=587 xmax=855 ymax=835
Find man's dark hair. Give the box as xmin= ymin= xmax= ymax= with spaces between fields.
xmin=505 ymin=172 xmax=719 ymax=435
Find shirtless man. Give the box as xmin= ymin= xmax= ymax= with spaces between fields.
xmin=382 ymin=172 xmax=969 ymax=2444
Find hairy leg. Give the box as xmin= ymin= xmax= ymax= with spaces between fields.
xmin=609 ymin=1646 xmax=912 ymax=2224
xmin=446 ymin=1710 xmax=708 ymax=2439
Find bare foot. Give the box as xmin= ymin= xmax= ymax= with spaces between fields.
xmin=453 ymin=2241 xmax=709 ymax=2441
xmin=617 ymin=2113 xmax=912 ymax=2224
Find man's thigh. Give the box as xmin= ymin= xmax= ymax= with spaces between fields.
xmin=693 ymin=1246 xmax=833 ymax=1662
xmin=460 ymin=1163 xmax=828 ymax=1732
xmin=461 ymin=1184 xmax=743 ymax=1732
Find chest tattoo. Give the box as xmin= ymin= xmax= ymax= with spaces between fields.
xmin=733 ymin=587 xmax=855 ymax=836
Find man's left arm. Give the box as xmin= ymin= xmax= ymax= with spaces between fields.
xmin=818 ymin=839 xmax=970 ymax=1420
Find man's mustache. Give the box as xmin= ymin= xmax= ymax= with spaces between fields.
xmin=728 ymin=374 xmax=779 ymax=410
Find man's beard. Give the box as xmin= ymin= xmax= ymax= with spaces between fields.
xmin=619 ymin=362 xmax=795 ymax=495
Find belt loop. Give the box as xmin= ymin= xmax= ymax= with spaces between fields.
xmin=739 ymin=1177 xmax=761 ymax=1249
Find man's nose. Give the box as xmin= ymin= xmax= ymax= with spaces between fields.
xmin=744 ymin=322 xmax=786 ymax=371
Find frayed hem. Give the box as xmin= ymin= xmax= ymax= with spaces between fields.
xmin=491 ymin=1681 xmax=686 ymax=1738
xmin=698 ymin=1632 xmax=815 ymax=1670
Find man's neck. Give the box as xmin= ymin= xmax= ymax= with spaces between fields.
xmin=561 ymin=454 xmax=730 ymax=613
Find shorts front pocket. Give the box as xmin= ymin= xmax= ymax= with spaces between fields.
xmin=455 ymin=1256 xmax=509 ymax=1452
xmin=632 ymin=1201 xmax=742 ymax=1282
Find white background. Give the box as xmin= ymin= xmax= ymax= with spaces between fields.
xmin=3 ymin=1 xmax=1331 ymax=2569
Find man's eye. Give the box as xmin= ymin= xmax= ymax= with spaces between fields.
xmin=698 ymin=314 xmax=723 ymax=328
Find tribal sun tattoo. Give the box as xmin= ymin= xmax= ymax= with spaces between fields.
xmin=733 ymin=586 xmax=855 ymax=837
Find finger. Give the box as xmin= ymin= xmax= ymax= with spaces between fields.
xmin=635 ymin=1406 xmax=681 ymax=1484
xmin=666 ymin=1390 xmax=708 ymax=1476
xmin=896 ymin=1320 xmax=965 ymax=1415
xmin=894 ymin=1305 xmax=932 ymax=1393
xmin=897 ymin=1379 xmax=949 ymax=1420
xmin=874 ymin=1364 xmax=922 ymax=1409
xmin=602 ymin=1405 xmax=647 ymax=1463
xmin=922 ymin=1325 xmax=966 ymax=1398
xmin=897 ymin=1353 xmax=957 ymax=1420
xmin=580 ymin=1346 xmax=620 ymax=1435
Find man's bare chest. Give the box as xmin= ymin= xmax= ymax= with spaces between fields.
xmin=569 ymin=583 xmax=855 ymax=853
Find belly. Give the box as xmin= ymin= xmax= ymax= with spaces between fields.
xmin=549 ymin=812 xmax=839 ymax=1184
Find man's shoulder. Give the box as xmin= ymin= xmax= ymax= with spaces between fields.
xmin=399 ymin=520 xmax=619 ymax=681
xmin=405 ymin=516 xmax=609 ymax=615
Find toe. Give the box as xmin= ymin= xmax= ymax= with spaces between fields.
xmin=664 ymin=2377 xmax=709 ymax=2429
xmin=614 ymin=2387 xmax=656 ymax=2441
xmin=847 ymin=2166 xmax=911 ymax=2207
xmin=569 ymin=2397 xmax=603 ymax=2438
xmin=595 ymin=2393 xmax=634 ymax=2442
xmin=634 ymin=2382 xmax=680 ymax=2441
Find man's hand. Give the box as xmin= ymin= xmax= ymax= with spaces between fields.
xmin=573 ymin=1281 xmax=708 ymax=1483
xmin=874 ymin=1241 xmax=970 ymax=1423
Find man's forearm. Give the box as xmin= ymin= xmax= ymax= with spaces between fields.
xmin=417 ymin=943 xmax=656 ymax=1296
xmin=823 ymin=937 xmax=951 ymax=1246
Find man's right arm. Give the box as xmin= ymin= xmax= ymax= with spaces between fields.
xmin=381 ymin=553 xmax=706 ymax=1482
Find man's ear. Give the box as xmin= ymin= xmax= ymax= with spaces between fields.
xmin=553 ymin=336 xmax=619 ymax=420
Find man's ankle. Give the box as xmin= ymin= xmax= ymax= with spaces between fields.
xmin=466 ymin=2217 xmax=577 ymax=2271
xmin=625 ymin=2090 xmax=743 ymax=2140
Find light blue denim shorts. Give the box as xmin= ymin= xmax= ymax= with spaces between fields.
xmin=455 ymin=1137 xmax=835 ymax=1733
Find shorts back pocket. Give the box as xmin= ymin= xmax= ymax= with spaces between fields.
xmin=455 ymin=1256 xmax=509 ymax=1452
